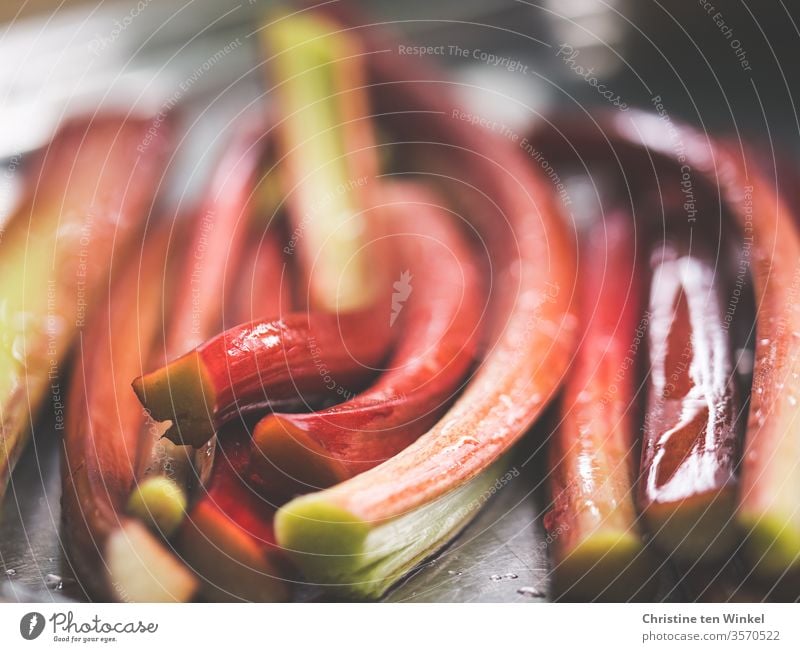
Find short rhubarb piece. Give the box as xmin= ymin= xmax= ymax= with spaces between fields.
xmin=638 ymin=239 xmax=740 ymax=562
xmin=545 ymin=210 xmax=652 ymax=601
xmin=106 ymin=520 xmax=198 ymax=603
xmin=253 ymin=183 xmax=483 ymax=491
xmin=0 ymin=116 xmax=169 ymax=503
xmin=62 ymin=225 xmax=197 ymax=601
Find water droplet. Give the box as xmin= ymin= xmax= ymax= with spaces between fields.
xmin=503 ymin=572 xmax=519 ymax=579
xmin=490 ymin=574 xmax=503 ymax=581
xmin=4 ymin=569 xmax=16 ymax=577
xmin=448 ymin=570 xmax=463 ymax=576
xmin=45 ymin=573 xmax=62 ymax=590
xmin=517 ymin=586 xmax=545 ymax=598
xmin=760 ymin=338 xmax=771 ymax=346
xmin=789 ymin=396 xmax=797 ymax=407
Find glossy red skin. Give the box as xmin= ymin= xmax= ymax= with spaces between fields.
xmin=638 ymin=242 xmax=738 ymax=513
xmin=198 ymin=309 xmax=389 ymax=425
xmin=253 ymin=184 xmax=484 ymax=485
xmin=545 ymin=211 xmax=642 ymax=555
xmin=198 ymin=427 xmax=279 ymax=545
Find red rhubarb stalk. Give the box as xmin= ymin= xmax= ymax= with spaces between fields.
xmin=545 ymin=210 xmax=651 ymax=601
xmin=253 ymin=183 xmax=483 ymax=489
xmin=532 ymin=110 xmax=800 ymax=579
xmin=62 ymin=225 xmax=196 ymax=601
xmin=224 ymin=227 xmax=291 ymax=325
xmin=132 ymin=308 xmax=387 ymax=448
xmin=638 ymin=238 xmax=740 ymax=561
xmin=179 ymin=425 xmax=290 ymax=602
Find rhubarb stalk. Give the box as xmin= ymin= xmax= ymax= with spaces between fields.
xmin=253 ymin=183 xmax=484 ymax=490
xmin=62 ymin=225 xmax=197 ymax=601
xmin=179 ymin=425 xmax=291 ymax=602
xmin=133 ymin=308 xmax=388 ymax=448
xmin=638 ymin=238 xmax=740 ymax=561
xmin=0 ymin=116 xmax=170 ymax=503
xmin=544 ymin=210 xmax=651 ymax=601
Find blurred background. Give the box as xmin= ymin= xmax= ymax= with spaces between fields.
xmin=2 ymin=0 xmax=799 ymax=162
xmin=1 ymin=0 xmax=798 ymax=602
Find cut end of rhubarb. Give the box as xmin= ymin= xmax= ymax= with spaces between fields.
xmin=553 ymin=530 xmax=654 ymax=602
xmin=643 ymin=489 xmax=738 ymax=562
xmin=276 ymin=495 xmax=370 ymax=562
xmin=132 ymin=351 xmax=216 ymax=448
xmin=128 ymin=476 xmax=188 ymax=538
xmin=738 ymin=509 xmax=800 ymax=579
xmin=276 ymin=461 xmax=509 ymax=598
xmin=253 ymin=415 xmax=350 ymax=491
xmin=106 ymin=520 xmax=197 ymax=603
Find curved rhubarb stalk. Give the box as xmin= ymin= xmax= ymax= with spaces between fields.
xmin=253 ymin=183 xmax=484 ymax=489
xmin=0 ymin=116 xmax=169 ymax=502
xmin=544 ymin=210 xmax=651 ymax=601
xmin=638 ymin=238 xmax=739 ymax=561
xmin=133 ymin=309 xmax=387 ymax=448
xmin=130 ymin=122 xmax=269 ymax=536
xmin=533 ymin=110 xmax=800 ymax=579
xmin=62 ymin=226 xmax=196 ymax=602
xmin=273 ymin=16 xmax=577 ymax=598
